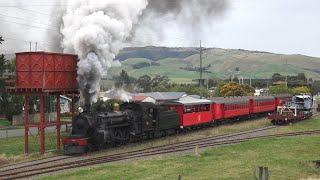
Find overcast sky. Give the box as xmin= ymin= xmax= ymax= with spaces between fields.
xmin=0 ymin=0 xmax=319 ymax=57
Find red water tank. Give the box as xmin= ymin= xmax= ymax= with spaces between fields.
xmin=15 ymin=52 xmax=78 ymax=90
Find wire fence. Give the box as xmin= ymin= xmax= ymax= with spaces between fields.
xmin=0 ymin=125 xmax=70 ymax=155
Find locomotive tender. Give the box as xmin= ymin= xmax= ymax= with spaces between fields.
xmin=63 ymin=94 xmax=293 ymax=154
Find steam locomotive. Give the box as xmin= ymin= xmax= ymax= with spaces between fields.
xmin=63 ymin=102 xmax=180 ymax=154
xmin=63 ymin=94 xmax=296 ymax=155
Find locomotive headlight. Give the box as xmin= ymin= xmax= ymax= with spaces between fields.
xmin=78 ymin=107 xmax=84 ymax=113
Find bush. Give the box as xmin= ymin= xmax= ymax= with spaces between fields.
xmin=291 ymin=86 xmax=310 ymax=94
xmin=269 ymin=84 xmax=291 ymax=95
xmin=220 ymin=82 xmax=254 ymax=97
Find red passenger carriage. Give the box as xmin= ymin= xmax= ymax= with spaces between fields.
xmin=167 ymin=97 xmax=213 ymax=128
xmin=251 ymin=96 xmax=276 ymax=114
xmin=211 ymin=97 xmax=250 ymax=120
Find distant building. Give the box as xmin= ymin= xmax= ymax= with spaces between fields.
xmin=136 ymin=92 xmax=187 ymax=102
xmin=100 ymin=91 xmax=187 ymax=103
xmin=132 ymin=95 xmax=156 ymax=103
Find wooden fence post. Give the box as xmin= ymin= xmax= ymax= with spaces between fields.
xmin=255 ymin=167 xmax=269 ymax=180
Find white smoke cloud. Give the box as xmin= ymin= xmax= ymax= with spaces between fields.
xmin=104 ymin=88 xmax=133 ymax=102
xmin=132 ymin=0 xmax=229 ymax=46
xmin=61 ymin=0 xmax=148 ymax=105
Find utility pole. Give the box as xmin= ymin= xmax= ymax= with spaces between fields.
xmin=200 ymin=40 xmax=203 ymax=87
xmin=35 ymin=42 xmax=38 ymax=51
xmin=199 ymin=40 xmax=203 ymax=98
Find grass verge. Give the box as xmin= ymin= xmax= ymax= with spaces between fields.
xmin=40 ymin=135 xmax=320 ymax=180
xmin=40 ymin=117 xmax=320 ymax=179
xmin=0 ymin=132 xmax=66 ymax=165
xmin=0 ymin=119 xmax=10 ymax=127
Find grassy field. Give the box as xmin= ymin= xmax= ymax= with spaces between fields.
xmin=40 ymin=136 xmax=320 ymax=179
xmin=38 ymin=118 xmax=320 ymax=180
xmin=104 ymin=47 xmax=320 ymax=89
xmin=0 ymin=132 xmax=67 ymax=164
xmin=0 ymin=119 xmax=10 ymax=127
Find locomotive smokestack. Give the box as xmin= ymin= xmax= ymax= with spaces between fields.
xmin=84 ymin=104 xmax=91 ymax=112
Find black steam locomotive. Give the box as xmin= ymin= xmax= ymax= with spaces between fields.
xmin=62 ymin=102 xmax=180 ymax=154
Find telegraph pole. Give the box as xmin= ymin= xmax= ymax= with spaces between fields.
xmin=199 ymin=40 xmax=203 ymax=98
xmin=200 ymin=40 xmax=203 ymax=87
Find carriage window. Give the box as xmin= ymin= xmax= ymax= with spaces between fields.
xmin=200 ymin=104 xmax=209 ymax=111
xmin=184 ymin=106 xmax=192 ymax=113
xmin=184 ymin=104 xmax=209 ymax=113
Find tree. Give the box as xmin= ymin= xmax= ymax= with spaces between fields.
xmin=91 ymin=99 xmax=116 ymax=113
xmin=220 ymin=82 xmax=254 ymax=97
xmin=291 ymin=86 xmax=310 ymax=95
xmin=297 ymin=73 xmax=307 ymax=81
xmin=272 ymin=73 xmax=284 ymax=82
xmin=241 ymin=84 xmax=255 ymax=95
xmin=207 ymin=78 xmax=223 ymax=88
xmin=168 ymin=84 xmax=211 ymax=97
xmin=137 ymin=75 xmax=152 ymax=92
xmin=113 ymin=70 xmax=136 ymax=90
xmin=0 ymin=36 xmax=23 ymax=121
xmin=214 ymin=82 xmax=227 ymax=96
xmin=0 ymin=36 xmax=7 ymax=111
xmin=151 ymin=75 xmax=170 ymax=91
xmin=0 ymin=36 xmax=7 ymax=75
xmin=311 ymin=80 xmax=320 ymax=95
xmin=269 ymin=84 xmax=290 ymax=95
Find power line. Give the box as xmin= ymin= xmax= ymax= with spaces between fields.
xmin=14 ymin=7 xmax=53 ymax=17
xmin=0 ymin=5 xmax=69 ymax=7
xmin=0 ymin=13 xmax=59 ymax=29
xmin=0 ymin=6 xmax=57 ymax=17
xmin=4 ymin=37 xmax=58 ymax=49
xmin=0 ymin=19 xmax=59 ymax=33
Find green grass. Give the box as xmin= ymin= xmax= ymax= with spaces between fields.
xmin=40 ymin=136 xmax=320 ymax=180
xmin=0 ymin=132 xmax=68 ymax=156
xmin=271 ymin=116 xmax=320 ymax=134
xmin=40 ymin=118 xmax=320 ymax=180
xmin=0 ymin=119 xmax=10 ymax=126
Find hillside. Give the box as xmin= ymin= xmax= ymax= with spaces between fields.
xmin=108 ymin=46 xmax=320 ymax=84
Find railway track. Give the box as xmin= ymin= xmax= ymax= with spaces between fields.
xmin=1 ymin=127 xmax=319 ymax=180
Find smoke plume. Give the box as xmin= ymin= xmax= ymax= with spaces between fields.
xmin=61 ymin=0 xmax=228 ymax=105
xmin=61 ymin=0 xmax=148 ymax=105
xmin=132 ymin=0 xmax=229 ymax=46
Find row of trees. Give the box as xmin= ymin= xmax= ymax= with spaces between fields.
xmin=268 ymin=84 xmax=310 ymax=95
xmin=113 ymin=70 xmax=212 ymax=97
xmin=113 ymin=70 xmax=256 ymax=97
xmin=0 ymin=36 xmax=24 ymax=121
xmin=113 ymin=70 xmax=312 ymax=97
